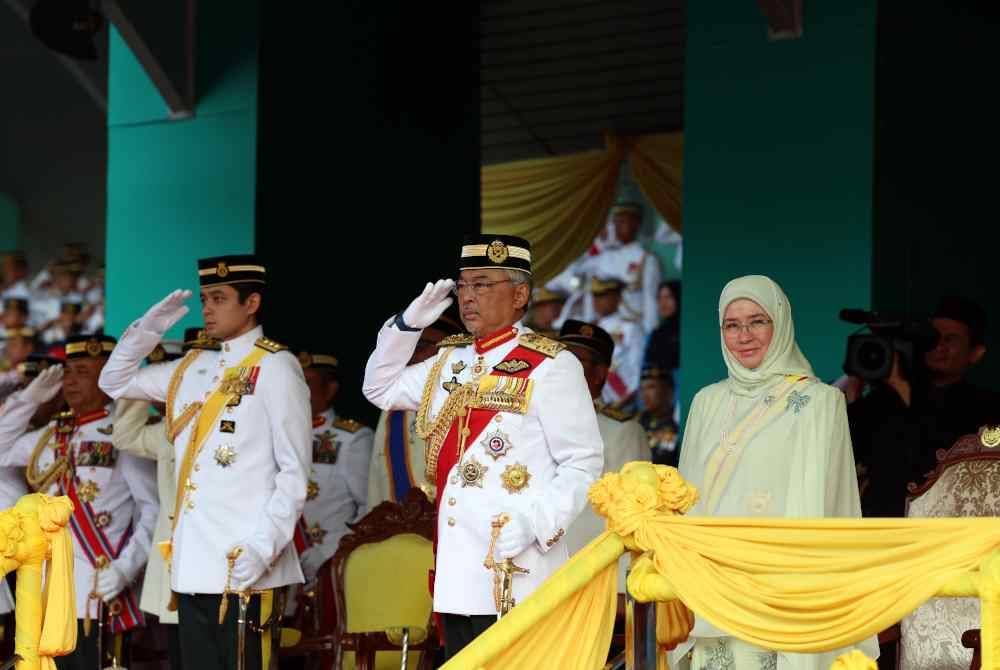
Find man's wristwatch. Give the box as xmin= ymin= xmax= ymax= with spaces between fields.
xmin=393 ymin=312 xmax=421 ymax=332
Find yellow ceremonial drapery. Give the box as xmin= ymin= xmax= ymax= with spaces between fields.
xmin=1 ymin=494 xmax=77 ymax=670
xmin=442 ymin=462 xmax=1000 ymax=670
xmin=481 ymin=133 xmax=683 ymax=283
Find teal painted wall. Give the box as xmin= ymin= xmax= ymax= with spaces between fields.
xmin=680 ymin=1 xmax=876 ymax=416
xmin=0 ymin=193 xmax=18 ymax=250
xmin=104 ymin=4 xmax=259 ymax=337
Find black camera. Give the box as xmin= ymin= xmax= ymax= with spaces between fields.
xmin=840 ymin=309 xmax=940 ymax=382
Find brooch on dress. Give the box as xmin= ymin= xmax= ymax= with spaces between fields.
xmin=786 ymin=390 xmax=811 ymax=415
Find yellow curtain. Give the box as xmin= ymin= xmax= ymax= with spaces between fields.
xmin=443 ymin=462 xmax=1000 ymax=670
xmin=481 ymin=133 xmax=683 ymax=284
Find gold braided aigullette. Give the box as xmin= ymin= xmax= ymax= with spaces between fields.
xmin=26 ymin=428 xmax=69 ymax=494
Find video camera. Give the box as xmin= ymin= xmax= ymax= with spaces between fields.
xmin=840 ymin=309 xmax=940 ymax=382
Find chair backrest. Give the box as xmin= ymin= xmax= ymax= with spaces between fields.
xmin=900 ymin=428 xmax=1000 ymax=670
xmin=332 ymin=488 xmax=436 ymax=670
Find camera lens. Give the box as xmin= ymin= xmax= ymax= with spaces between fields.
xmin=858 ymin=340 xmax=887 ymax=370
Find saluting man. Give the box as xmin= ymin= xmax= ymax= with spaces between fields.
xmin=0 ymin=335 xmax=159 ymax=670
xmin=363 ymin=234 xmax=603 ymax=659
xmin=97 ymin=255 xmax=311 ymax=670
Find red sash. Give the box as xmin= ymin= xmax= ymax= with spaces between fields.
xmin=293 ymin=516 xmax=309 ymax=554
xmin=57 ymin=411 xmax=145 ymax=632
xmin=427 ymin=343 xmax=547 ymax=598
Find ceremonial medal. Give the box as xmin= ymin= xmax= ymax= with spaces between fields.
xmin=481 ymin=428 xmax=513 ymax=460
xmin=500 ymin=463 xmax=531 ymax=494
xmin=460 ymin=456 xmax=488 ymax=488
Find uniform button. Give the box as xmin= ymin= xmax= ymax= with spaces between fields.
xmin=224 ymin=343 xmax=231 ymax=352
xmin=447 ymin=517 xmax=456 ymax=527
xmin=494 ymin=415 xmax=502 ymax=423
xmin=448 ymin=497 xmax=456 ymax=506
xmin=194 ymin=464 xmax=200 ymax=472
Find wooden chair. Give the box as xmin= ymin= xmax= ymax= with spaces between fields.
xmin=331 ymin=488 xmax=439 ymax=670
xmin=898 ymin=427 xmax=1000 ymax=670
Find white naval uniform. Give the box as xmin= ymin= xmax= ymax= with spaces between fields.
xmin=368 ymin=409 xmax=434 ymax=509
xmin=299 ymin=409 xmax=373 ymax=572
xmin=0 ymin=396 xmax=158 ymax=620
xmin=363 ymin=320 xmax=603 ymax=616
xmin=98 ymin=324 xmax=311 ymax=594
xmin=565 ymin=405 xmax=647 ymax=591
xmin=581 ymin=241 xmax=662 ymax=334
xmin=112 ymin=399 xmax=178 ymax=623
xmin=597 ymin=311 xmax=644 ymax=406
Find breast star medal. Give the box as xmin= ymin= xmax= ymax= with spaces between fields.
xmin=460 ymin=456 xmax=488 ymax=488
xmin=451 ymin=360 xmax=467 ymax=375
xmin=214 ymin=445 xmax=237 ymax=467
xmin=306 ymin=479 xmax=320 ymax=501
xmin=500 ymin=463 xmax=531 ymax=494
xmin=94 ymin=511 xmax=112 ymax=528
xmin=77 ymin=479 xmax=100 ymax=503
xmin=307 ymin=523 xmax=327 ymax=547
xmin=481 ymin=428 xmax=513 ymax=460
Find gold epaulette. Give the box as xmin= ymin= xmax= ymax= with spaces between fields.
xmin=333 ymin=418 xmax=365 ymax=433
xmin=437 ymin=334 xmax=475 ymax=348
xmin=255 ymin=337 xmax=287 ymax=353
xmin=599 ymin=405 xmax=636 ymax=422
xmin=517 ymin=333 xmax=565 ymax=358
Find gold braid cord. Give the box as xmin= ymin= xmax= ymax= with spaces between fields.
xmin=165 ymin=350 xmax=202 ymax=444
xmin=26 ymin=428 xmax=69 ymax=494
xmin=415 ymin=348 xmax=477 ymax=482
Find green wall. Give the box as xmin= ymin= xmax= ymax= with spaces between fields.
xmin=104 ymin=4 xmax=259 ymax=338
xmin=680 ymin=1 xmax=876 ymax=416
xmin=0 ymin=193 xmax=18 ymax=251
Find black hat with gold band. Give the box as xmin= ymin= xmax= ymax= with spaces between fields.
xmin=4 ymin=327 xmax=35 ymax=341
xmin=590 ymin=276 xmax=625 ymax=296
xmin=198 ymin=254 xmax=266 ymax=288
xmin=296 ymin=351 xmax=339 ymax=371
xmin=558 ymin=319 xmax=615 ymax=366
xmin=61 ymin=300 xmax=83 ymax=316
xmin=146 ymin=343 xmax=183 ymax=365
xmin=532 ymin=287 xmax=567 ymax=306
xmin=17 ymin=353 xmax=62 ymax=379
xmin=641 ymin=366 xmax=674 ymax=384
xmin=182 ymin=327 xmax=221 ymax=352
xmin=610 ymin=201 xmax=643 ymax=217
xmin=458 ymin=234 xmax=531 ymax=275
xmin=3 ymin=297 xmax=28 ymax=314
xmin=65 ymin=334 xmax=116 ymax=359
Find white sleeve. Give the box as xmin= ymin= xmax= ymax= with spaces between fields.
xmin=367 ymin=411 xmax=390 ymax=510
xmin=0 ymin=387 xmax=42 ymax=463
xmin=98 ymin=320 xmax=179 ymax=402
xmin=362 ymin=317 xmax=439 ymax=412
xmin=825 ymin=392 xmax=864 ymax=518
xmin=113 ymin=400 xmax=168 ymax=461
xmin=528 ymin=352 xmax=604 ymax=553
xmin=343 ymin=428 xmax=374 ymax=523
xmin=114 ymin=453 xmax=159 ymax=582
xmin=246 ymin=352 xmax=312 ymax=566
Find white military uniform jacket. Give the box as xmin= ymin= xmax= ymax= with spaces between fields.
xmin=112 ymin=399 xmax=178 ymax=623
xmin=98 ymin=324 xmax=311 ymax=594
xmin=582 ymin=241 xmax=662 ymax=333
xmin=300 ymin=409 xmax=373 ymax=570
xmin=363 ymin=319 xmax=603 ymax=616
xmin=597 ymin=312 xmax=644 ymax=406
xmin=565 ymin=404 xmax=647 ymax=592
xmin=0 ymin=396 xmax=158 ymax=620
xmin=368 ymin=409 xmax=434 ymax=508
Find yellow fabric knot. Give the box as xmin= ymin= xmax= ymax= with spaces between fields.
xmin=589 ymin=463 xmax=699 ymax=547
xmin=829 ymin=650 xmax=878 ymax=670
xmin=0 ymin=513 xmax=25 ymax=559
xmin=36 ymin=495 xmax=74 ymax=535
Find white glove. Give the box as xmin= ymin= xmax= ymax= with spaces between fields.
xmin=401 ymin=280 xmax=455 ymax=330
xmin=300 ymin=549 xmax=329 ymax=582
xmin=138 ymin=289 xmax=192 ymax=335
xmin=96 ymin=561 xmax=129 ymax=603
xmin=230 ymin=543 xmax=268 ymax=591
xmin=22 ymin=365 xmax=63 ymax=404
xmin=495 ymin=512 xmax=535 ymax=560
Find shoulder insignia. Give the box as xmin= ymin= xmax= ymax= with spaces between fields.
xmin=333 ymin=418 xmax=365 ymax=433
xmin=517 ymin=333 xmax=565 ymax=358
xmin=255 ymin=337 xmax=287 ymax=353
xmin=599 ymin=405 xmax=635 ymax=422
xmin=437 ymin=334 xmax=475 ymax=348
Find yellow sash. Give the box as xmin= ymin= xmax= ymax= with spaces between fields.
xmin=159 ymin=346 xmax=269 ymax=564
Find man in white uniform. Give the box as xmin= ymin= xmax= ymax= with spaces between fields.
xmin=0 ymin=335 xmax=158 ymax=670
xmin=362 ymin=233 xmax=603 ymax=659
xmin=592 ymin=278 xmax=644 ymax=408
xmin=97 ymin=255 xmax=311 ymax=670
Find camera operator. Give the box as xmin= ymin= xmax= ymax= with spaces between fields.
xmin=848 ymin=296 xmax=1000 ymax=518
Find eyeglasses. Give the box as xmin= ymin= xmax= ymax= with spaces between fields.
xmin=722 ymin=318 xmax=773 ymax=338
xmin=451 ymin=279 xmax=513 ymax=296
